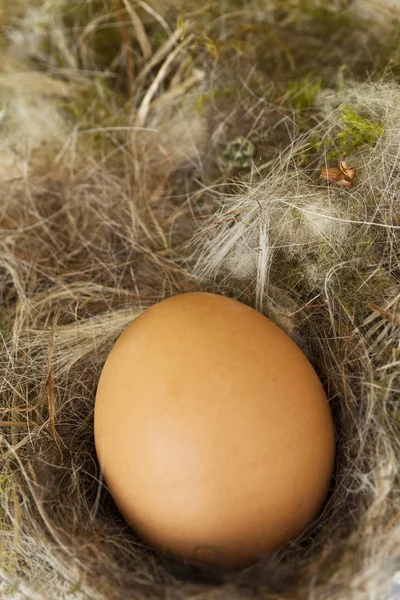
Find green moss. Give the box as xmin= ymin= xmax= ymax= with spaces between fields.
xmin=335 ymin=106 xmax=385 ymax=155
xmin=274 ymin=258 xmax=309 ymax=299
xmin=337 ymin=265 xmax=390 ymax=316
xmin=286 ymin=81 xmax=383 ymax=161
xmin=285 ymin=74 xmax=322 ymax=132
xmin=287 ymin=74 xmax=322 ymax=113
xmin=299 ymin=103 xmax=385 ymax=166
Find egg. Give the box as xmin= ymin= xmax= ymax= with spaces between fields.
xmin=94 ymin=292 xmax=335 ymax=569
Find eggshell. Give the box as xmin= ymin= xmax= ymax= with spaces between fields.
xmin=94 ymin=292 xmax=335 ymax=569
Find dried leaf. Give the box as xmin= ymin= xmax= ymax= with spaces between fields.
xmin=368 ymin=303 xmax=400 ymax=326
xmin=320 ymin=154 xmax=356 ymax=187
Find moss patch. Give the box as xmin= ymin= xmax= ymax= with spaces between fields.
xmin=286 ymin=74 xmax=322 ymax=130
xmin=287 ymin=74 xmax=322 ymax=113
xmin=298 ymin=103 xmax=385 ymax=167
xmin=336 ymin=264 xmax=391 ymax=319
xmin=335 ymin=106 xmax=385 ymax=155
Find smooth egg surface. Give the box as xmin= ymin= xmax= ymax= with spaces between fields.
xmin=94 ymin=292 xmax=335 ymax=569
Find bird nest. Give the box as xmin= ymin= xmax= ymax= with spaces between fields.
xmin=0 ymin=1 xmax=399 ymax=599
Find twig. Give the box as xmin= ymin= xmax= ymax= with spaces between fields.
xmin=135 ymin=33 xmax=194 ymax=127
xmin=123 ymin=0 xmax=152 ymax=60
xmin=43 ymin=312 xmax=68 ymax=452
xmin=117 ymin=0 xmax=134 ymax=91
xmin=150 ymin=69 xmax=205 ymax=109
xmin=135 ymin=0 xmax=171 ymax=35
xmin=368 ymin=303 xmax=400 ymax=325
xmin=135 ymin=25 xmax=190 ymax=88
xmin=0 ymin=421 xmax=36 ymax=427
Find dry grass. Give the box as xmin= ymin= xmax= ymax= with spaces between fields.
xmin=0 ymin=1 xmax=399 ymax=599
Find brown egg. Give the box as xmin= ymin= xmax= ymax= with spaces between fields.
xmin=94 ymin=292 xmax=335 ymax=569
